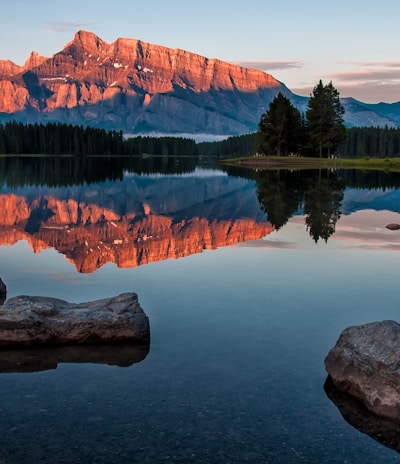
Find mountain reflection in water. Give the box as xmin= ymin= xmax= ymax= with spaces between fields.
xmin=1 ymin=156 xmax=400 ymax=273
xmin=1 ymin=157 xmax=400 ymax=463
xmin=0 ymin=158 xmax=272 ymax=273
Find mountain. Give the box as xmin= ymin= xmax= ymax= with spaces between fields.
xmin=0 ymin=30 xmax=399 ymax=135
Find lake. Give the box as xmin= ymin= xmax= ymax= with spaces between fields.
xmin=0 ymin=156 xmax=399 ymax=463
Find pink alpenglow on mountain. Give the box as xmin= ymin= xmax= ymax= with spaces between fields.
xmin=1 ymin=30 xmax=398 ymax=133
xmin=0 ymin=30 xmax=285 ymax=134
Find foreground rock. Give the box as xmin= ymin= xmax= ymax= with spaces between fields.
xmin=0 ymin=278 xmax=5 ymax=305
xmin=0 ymin=293 xmax=149 ymax=347
xmin=325 ymin=320 xmax=400 ymax=422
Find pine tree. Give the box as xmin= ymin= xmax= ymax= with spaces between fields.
xmin=306 ymin=80 xmax=346 ymax=158
xmin=256 ymin=92 xmax=303 ymax=156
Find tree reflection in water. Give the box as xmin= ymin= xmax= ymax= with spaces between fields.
xmin=256 ymin=169 xmax=345 ymax=243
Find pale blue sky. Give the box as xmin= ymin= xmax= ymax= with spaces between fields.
xmin=1 ymin=0 xmax=400 ymax=103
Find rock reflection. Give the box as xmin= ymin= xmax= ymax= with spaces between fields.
xmin=324 ymin=376 xmax=400 ymax=453
xmin=0 ymin=343 xmax=150 ymax=373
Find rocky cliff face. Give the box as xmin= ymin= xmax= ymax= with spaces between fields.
xmin=0 ymin=30 xmax=286 ymax=134
xmin=1 ymin=30 xmax=398 ymax=132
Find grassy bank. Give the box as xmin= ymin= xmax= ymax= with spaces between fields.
xmin=221 ymin=155 xmax=400 ymax=172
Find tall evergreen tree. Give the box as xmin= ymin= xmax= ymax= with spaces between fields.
xmin=256 ymin=92 xmax=303 ymax=156
xmin=306 ymin=80 xmax=346 ymax=158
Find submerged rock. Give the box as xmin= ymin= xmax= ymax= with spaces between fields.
xmin=0 ymin=293 xmax=150 ymax=347
xmin=0 ymin=278 xmax=6 ymax=305
xmin=325 ymin=320 xmax=400 ymax=422
xmin=386 ymin=223 xmax=400 ymax=230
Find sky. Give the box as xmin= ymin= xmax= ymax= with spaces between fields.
xmin=1 ymin=0 xmax=400 ymax=103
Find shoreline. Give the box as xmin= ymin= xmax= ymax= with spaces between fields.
xmin=221 ymin=155 xmax=400 ymax=172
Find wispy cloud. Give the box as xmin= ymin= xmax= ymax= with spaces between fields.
xmin=330 ymin=67 xmax=400 ymax=83
xmin=290 ymin=62 xmax=400 ymax=102
xmin=325 ymin=62 xmax=400 ymax=102
xmin=234 ymin=60 xmax=303 ymax=71
xmin=46 ymin=20 xmax=95 ymax=33
xmin=354 ymin=61 xmax=400 ymax=68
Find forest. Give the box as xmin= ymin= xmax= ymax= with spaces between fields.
xmin=199 ymin=127 xmax=400 ymax=159
xmin=0 ymin=122 xmax=197 ymax=157
xmin=1 ymin=120 xmax=400 ymax=159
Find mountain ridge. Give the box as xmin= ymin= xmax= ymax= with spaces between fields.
xmin=0 ymin=30 xmax=399 ymax=135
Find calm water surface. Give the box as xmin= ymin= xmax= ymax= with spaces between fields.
xmin=0 ymin=158 xmax=399 ymax=463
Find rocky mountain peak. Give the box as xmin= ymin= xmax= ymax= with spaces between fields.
xmin=67 ymin=30 xmax=106 ymax=55
xmin=0 ymin=30 xmax=287 ymax=134
xmin=23 ymin=51 xmax=48 ymax=70
xmin=0 ymin=60 xmax=21 ymax=78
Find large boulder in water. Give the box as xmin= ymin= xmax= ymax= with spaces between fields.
xmin=325 ymin=320 xmax=400 ymax=422
xmin=0 ymin=293 xmax=149 ymax=347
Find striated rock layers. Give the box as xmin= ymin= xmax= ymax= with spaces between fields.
xmin=325 ymin=320 xmax=400 ymax=422
xmin=0 ymin=293 xmax=150 ymax=347
xmin=0 ymin=30 xmax=285 ymax=134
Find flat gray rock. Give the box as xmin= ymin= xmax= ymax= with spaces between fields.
xmin=325 ymin=320 xmax=400 ymax=421
xmin=0 ymin=293 xmax=150 ymax=347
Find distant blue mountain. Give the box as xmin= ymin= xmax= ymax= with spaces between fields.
xmin=290 ymin=94 xmax=400 ymax=128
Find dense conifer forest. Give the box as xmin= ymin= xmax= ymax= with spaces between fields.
xmin=200 ymin=127 xmax=400 ymax=159
xmin=0 ymin=122 xmax=197 ymax=156
xmin=1 ymin=121 xmax=400 ymax=159
xmin=197 ymin=133 xmax=256 ymax=158
xmin=339 ymin=126 xmax=400 ymax=158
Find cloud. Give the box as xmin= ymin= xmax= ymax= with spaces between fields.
xmin=329 ymin=68 xmax=400 ymax=83
xmin=288 ymin=62 xmax=400 ymax=103
xmin=355 ymin=61 xmax=400 ymax=68
xmin=290 ymin=86 xmax=313 ymax=97
xmin=233 ymin=60 xmax=303 ymax=71
xmin=338 ymin=81 xmax=400 ymax=103
xmin=324 ymin=62 xmax=400 ymax=103
xmin=46 ymin=20 xmax=95 ymax=33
